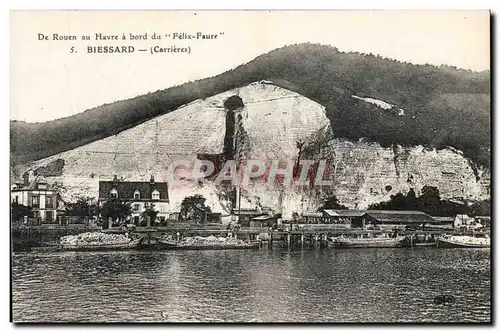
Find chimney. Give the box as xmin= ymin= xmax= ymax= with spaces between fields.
xmin=113 ymin=175 xmax=118 ymax=182
xmin=23 ymin=173 xmax=29 ymax=186
xmin=150 ymin=175 xmax=155 ymax=184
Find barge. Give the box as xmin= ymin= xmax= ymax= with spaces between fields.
xmin=157 ymin=241 xmax=260 ymax=250
xmin=436 ymin=235 xmax=490 ymax=248
xmin=332 ymin=235 xmax=406 ymax=248
xmin=60 ymin=237 xmax=143 ymax=251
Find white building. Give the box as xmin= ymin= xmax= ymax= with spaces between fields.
xmin=11 ymin=174 xmax=58 ymax=223
xmin=98 ymin=175 xmax=169 ymax=225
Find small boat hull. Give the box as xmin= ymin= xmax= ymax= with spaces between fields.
xmin=60 ymin=238 xmax=142 ymax=251
xmin=437 ymin=238 xmax=490 ymax=248
xmin=156 ymin=240 xmax=260 ymax=250
xmin=413 ymin=242 xmax=437 ymax=248
xmin=333 ymin=236 xmax=406 ymax=249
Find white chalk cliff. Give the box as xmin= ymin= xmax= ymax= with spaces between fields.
xmin=17 ymin=81 xmax=490 ymax=219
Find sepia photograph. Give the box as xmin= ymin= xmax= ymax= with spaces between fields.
xmin=9 ymin=10 xmax=491 ymax=323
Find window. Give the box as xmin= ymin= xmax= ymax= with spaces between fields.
xmin=152 ymin=189 xmax=160 ymax=200
xmin=14 ymin=196 xmax=18 ymax=203
xmin=46 ymin=196 xmax=53 ymax=208
xmin=37 ymin=183 xmax=47 ymax=190
xmin=110 ymin=188 xmax=118 ymax=199
xmin=32 ymin=196 xmax=39 ymax=208
xmin=134 ymin=190 xmax=140 ymax=200
xmin=133 ymin=204 xmax=140 ymax=212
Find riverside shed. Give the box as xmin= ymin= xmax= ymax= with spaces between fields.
xmin=356 ymin=210 xmax=437 ymax=228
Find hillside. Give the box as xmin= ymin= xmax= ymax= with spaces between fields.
xmin=14 ymin=81 xmax=490 ymax=218
xmin=10 ymin=43 xmax=490 ymax=168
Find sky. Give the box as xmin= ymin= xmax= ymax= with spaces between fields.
xmin=10 ymin=10 xmax=490 ymax=123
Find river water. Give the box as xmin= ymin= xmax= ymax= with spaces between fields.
xmin=12 ymin=248 xmax=490 ymax=323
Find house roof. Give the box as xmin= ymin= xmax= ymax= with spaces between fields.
xmin=364 ymin=210 xmax=437 ymax=223
xmin=12 ymin=175 xmax=53 ymax=191
xmin=99 ymin=180 xmax=168 ymax=201
xmin=323 ymin=209 xmax=366 ymax=217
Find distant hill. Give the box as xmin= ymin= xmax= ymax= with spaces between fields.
xmin=10 ymin=43 xmax=490 ymax=168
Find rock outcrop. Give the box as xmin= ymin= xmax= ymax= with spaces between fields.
xmin=14 ymin=81 xmax=490 ymax=218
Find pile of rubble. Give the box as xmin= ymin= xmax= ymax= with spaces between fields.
xmin=60 ymin=232 xmax=131 ymax=246
xmin=178 ymin=235 xmax=245 ymax=245
xmin=448 ymin=235 xmax=490 ymax=246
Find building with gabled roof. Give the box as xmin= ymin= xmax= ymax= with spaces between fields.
xmin=356 ymin=210 xmax=437 ymax=228
xmin=322 ymin=209 xmax=366 ymax=218
xmin=98 ymin=175 xmax=169 ymax=225
xmin=11 ymin=174 xmax=59 ymax=224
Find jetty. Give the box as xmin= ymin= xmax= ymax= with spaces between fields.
xmin=12 ymin=223 xmax=490 ymax=251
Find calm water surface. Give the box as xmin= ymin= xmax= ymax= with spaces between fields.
xmin=12 ymin=248 xmax=490 ymax=323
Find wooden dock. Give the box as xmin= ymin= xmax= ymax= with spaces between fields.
xmin=12 ymin=225 xmax=489 ymax=251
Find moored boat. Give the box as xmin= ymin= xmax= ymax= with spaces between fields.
xmin=332 ymin=235 xmax=406 ymax=248
xmin=155 ymin=235 xmax=260 ymax=250
xmin=60 ymin=237 xmax=143 ymax=251
xmin=164 ymin=242 xmax=260 ymax=250
xmin=437 ymin=235 xmax=490 ymax=248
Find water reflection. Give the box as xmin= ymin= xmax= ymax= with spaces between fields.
xmin=12 ymin=248 xmax=490 ymax=323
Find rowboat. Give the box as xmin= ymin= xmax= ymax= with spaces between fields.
xmin=153 ymin=239 xmax=260 ymax=250
xmin=436 ymin=235 xmax=490 ymax=248
xmin=332 ymin=235 xmax=406 ymax=248
xmin=60 ymin=237 xmax=143 ymax=251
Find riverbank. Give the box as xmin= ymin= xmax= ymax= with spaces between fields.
xmin=12 ymin=224 xmax=489 ymax=252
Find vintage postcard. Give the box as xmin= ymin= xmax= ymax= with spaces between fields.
xmin=10 ymin=10 xmax=490 ymax=323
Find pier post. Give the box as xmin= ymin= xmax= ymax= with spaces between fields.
xmin=315 ymin=234 xmax=319 ymax=247
xmin=301 ymin=234 xmax=304 ymax=249
xmin=287 ymin=233 xmax=291 ymax=250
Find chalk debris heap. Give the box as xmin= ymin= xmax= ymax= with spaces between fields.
xmin=60 ymin=232 xmax=132 ymax=246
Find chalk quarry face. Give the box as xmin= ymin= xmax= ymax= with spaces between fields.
xmin=17 ymin=81 xmax=490 ymax=218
